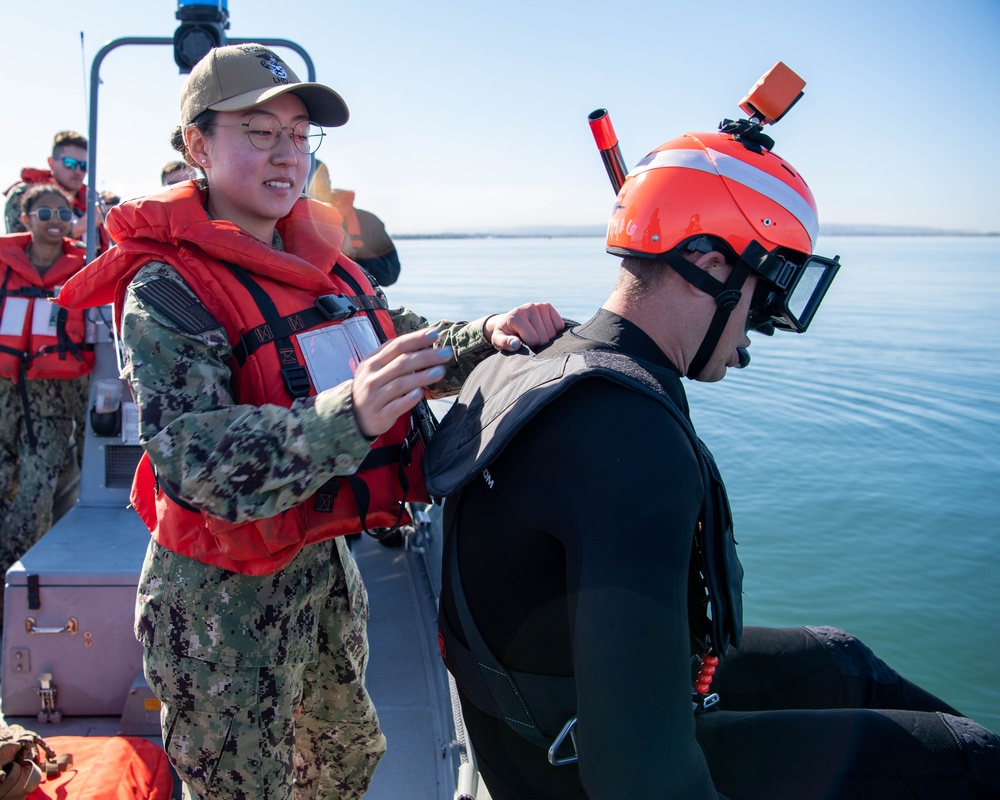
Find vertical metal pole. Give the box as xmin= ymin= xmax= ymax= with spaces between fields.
xmin=86 ymin=37 xmax=174 ymax=263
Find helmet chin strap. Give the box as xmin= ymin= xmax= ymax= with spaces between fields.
xmin=660 ymin=250 xmax=750 ymax=379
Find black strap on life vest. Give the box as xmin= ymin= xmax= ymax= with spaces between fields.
xmin=309 ymin=414 xmax=420 ymax=541
xmin=333 ymin=264 xmax=390 ymax=341
xmin=344 ymin=437 xmax=416 ymax=540
xmin=5 ymin=292 xmax=90 ymax=364
xmin=332 ymin=263 xmax=436 ymax=538
xmin=332 ymin=269 xmax=440 ymax=449
xmin=30 ymin=306 xmax=89 ymax=363
xmin=225 ymin=264 xmax=316 ymax=398
xmin=0 ymin=266 xmax=8 ymax=299
xmin=0 ymin=268 xmax=35 ymax=445
xmin=224 ymin=262 xmax=418 ymax=534
xmin=231 ymin=292 xmax=390 ymax=366
xmin=7 ymin=354 xmax=37 ymax=449
xmin=442 ymin=520 xmax=576 ymax=749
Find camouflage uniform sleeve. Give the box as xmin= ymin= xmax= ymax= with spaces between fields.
xmin=388 ymin=308 xmax=495 ymax=398
xmin=4 ymin=184 xmax=27 ymax=234
xmin=121 ymin=263 xmax=374 ymax=524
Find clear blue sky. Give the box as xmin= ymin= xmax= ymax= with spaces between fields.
xmin=6 ymin=0 xmax=999 ymax=234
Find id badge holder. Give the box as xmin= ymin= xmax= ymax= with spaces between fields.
xmin=297 ymin=316 xmax=381 ymax=393
xmin=0 ymin=297 xmax=29 ymax=336
xmin=32 ymin=297 xmax=59 ymax=336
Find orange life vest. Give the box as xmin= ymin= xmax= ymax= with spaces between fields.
xmin=305 ymin=166 xmax=365 ymax=251
xmin=330 ymin=189 xmax=365 ymax=251
xmin=57 ymin=183 xmax=428 ymax=576
xmin=0 ymin=233 xmax=92 ymax=383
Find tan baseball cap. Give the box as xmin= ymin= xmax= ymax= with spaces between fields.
xmin=181 ymin=43 xmax=349 ymax=128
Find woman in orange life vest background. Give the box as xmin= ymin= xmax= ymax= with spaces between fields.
xmin=56 ymin=43 xmax=563 ymax=800
xmin=308 ymin=159 xmax=403 ymax=287
xmin=0 ymin=183 xmax=93 ymax=625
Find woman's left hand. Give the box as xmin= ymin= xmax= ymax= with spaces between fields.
xmin=485 ymin=303 xmax=565 ymax=352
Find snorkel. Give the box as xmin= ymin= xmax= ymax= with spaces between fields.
xmin=589 ymin=63 xmax=839 ymax=377
xmin=587 ymin=109 xmax=627 ymax=194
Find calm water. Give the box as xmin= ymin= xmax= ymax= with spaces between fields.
xmin=388 ymin=235 xmax=1000 ymax=733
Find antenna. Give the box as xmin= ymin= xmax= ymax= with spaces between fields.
xmin=80 ymin=31 xmax=88 ymax=121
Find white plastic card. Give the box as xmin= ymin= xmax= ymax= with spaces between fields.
xmin=0 ymin=297 xmax=28 ymax=336
xmin=121 ymin=402 xmax=141 ymax=445
xmin=31 ymin=298 xmax=59 ymax=336
xmin=297 ymin=317 xmax=381 ymax=393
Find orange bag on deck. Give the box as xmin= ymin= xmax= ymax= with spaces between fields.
xmin=27 ymin=736 xmax=173 ymax=800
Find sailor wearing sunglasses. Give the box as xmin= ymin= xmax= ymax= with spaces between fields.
xmin=3 ymin=130 xmax=110 ymax=252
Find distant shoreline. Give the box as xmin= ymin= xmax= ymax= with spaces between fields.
xmin=394 ymin=229 xmax=1000 ymax=241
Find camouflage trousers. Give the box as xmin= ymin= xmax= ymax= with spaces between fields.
xmin=143 ymin=537 xmax=386 ymax=800
xmin=0 ymin=377 xmax=85 ymax=579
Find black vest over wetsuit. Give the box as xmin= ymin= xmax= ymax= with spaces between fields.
xmin=426 ymin=310 xmax=1000 ymax=800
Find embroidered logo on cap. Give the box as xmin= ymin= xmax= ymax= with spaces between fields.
xmin=259 ymin=51 xmax=289 ymax=83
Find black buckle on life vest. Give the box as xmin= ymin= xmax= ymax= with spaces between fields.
xmin=282 ymin=365 xmax=312 ymax=398
xmin=315 ymin=294 xmax=359 ymax=322
xmin=401 ymin=426 xmax=420 ymax=467
xmin=313 ymin=479 xmax=340 ymax=513
xmin=693 ymin=692 xmax=721 ymax=713
xmin=547 ymin=716 xmax=579 ymax=766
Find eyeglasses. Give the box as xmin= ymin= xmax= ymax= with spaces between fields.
xmin=214 ymin=115 xmax=326 ymax=155
xmin=27 ymin=207 xmax=74 ymax=222
xmin=59 ymin=157 xmax=87 ymax=172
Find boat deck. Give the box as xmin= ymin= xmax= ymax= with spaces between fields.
xmin=1 ymin=520 xmax=470 ymax=799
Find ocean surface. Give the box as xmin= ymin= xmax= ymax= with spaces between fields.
xmin=387 ymin=234 xmax=1000 ymax=734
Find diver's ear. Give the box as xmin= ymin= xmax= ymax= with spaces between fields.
xmin=694 ymin=250 xmax=730 ymax=277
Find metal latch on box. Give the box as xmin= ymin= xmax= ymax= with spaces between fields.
xmin=37 ymin=672 xmax=62 ymax=724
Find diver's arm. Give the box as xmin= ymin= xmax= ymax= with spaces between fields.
xmin=559 ymin=383 xmax=722 ymax=798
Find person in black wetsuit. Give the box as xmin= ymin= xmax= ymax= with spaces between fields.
xmin=425 ymin=105 xmax=1000 ymax=799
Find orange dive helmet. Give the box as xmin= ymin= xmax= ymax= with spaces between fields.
xmin=601 ymin=71 xmax=839 ymax=334
xmin=606 ymin=129 xmax=817 ymax=262
xmin=594 ymin=62 xmax=840 ymax=377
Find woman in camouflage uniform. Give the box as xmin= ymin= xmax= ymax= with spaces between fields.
xmin=0 ymin=184 xmax=91 ymax=613
xmin=57 ymin=43 xmax=562 ymax=800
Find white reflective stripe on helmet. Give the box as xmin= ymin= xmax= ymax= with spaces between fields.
xmin=632 ymin=148 xmax=717 ymax=176
xmin=629 ymin=147 xmax=819 ymax=248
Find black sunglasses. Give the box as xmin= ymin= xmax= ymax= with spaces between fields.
xmin=59 ymin=156 xmax=87 ymax=172
xmin=27 ymin=207 xmax=74 ymax=222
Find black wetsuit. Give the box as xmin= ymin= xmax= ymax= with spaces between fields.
xmin=435 ymin=310 xmax=1000 ymax=800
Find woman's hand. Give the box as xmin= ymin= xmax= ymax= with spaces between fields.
xmin=484 ymin=303 xmax=565 ymax=352
xmin=350 ymin=328 xmax=452 ymax=438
